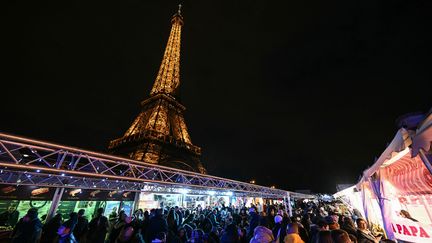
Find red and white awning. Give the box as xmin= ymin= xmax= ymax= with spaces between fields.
xmin=383 ymin=152 xmax=432 ymax=196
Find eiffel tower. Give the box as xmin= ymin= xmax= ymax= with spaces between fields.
xmin=108 ymin=6 xmax=206 ymax=174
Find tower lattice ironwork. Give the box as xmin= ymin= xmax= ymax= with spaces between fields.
xmin=108 ymin=7 xmax=206 ymax=174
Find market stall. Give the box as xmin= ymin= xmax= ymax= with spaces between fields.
xmin=336 ymin=111 xmax=432 ymax=242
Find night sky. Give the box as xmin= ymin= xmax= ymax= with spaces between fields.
xmin=3 ymin=0 xmax=431 ymax=193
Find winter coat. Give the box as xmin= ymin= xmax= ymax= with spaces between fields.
xmin=87 ymin=215 xmax=109 ymax=243
xmin=282 ymin=233 xmax=304 ymax=243
xmin=249 ymin=226 xmax=274 ymax=243
xmin=74 ymin=216 xmax=89 ymax=242
xmin=247 ymin=213 xmax=260 ymax=237
xmin=146 ymin=215 xmax=168 ymax=242
xmin=272 ymin=223 xmax=282 ymax=239
xmin=11 ymin=215 xmax=43 ymax=243
xmin=356 ymin=229 xmax=376 ymax=243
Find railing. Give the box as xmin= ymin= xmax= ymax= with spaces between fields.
xmin=0 ymin=132 xmax=314 ymax=199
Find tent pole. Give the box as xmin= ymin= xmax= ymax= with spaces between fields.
xmin=46 ymin=187 xmax=64 ymax=222
xmin=287 ymin=192 xmax=292 ymax=217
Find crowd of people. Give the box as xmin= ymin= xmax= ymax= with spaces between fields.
xmin=5 ymin=199 xmax=394 ymax=243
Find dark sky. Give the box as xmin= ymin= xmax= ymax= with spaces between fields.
xmin=3 ymin=0 xmax=431 ymax=193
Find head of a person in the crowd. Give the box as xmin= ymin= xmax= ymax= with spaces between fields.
xmin=274 ymin=215 xmax=283 ymax=225
xmin=69 ymin=212 xmax=78 ymax=222
xmin=329 ymin=222 xmax=340 ymax=230
xmin=96 ymin=207 xmax=104 ymax=216
xmin=331 ymin=229 xmax=351 ymax=243
xmin=317 ymin=230 xmax=333 ymax=243
xmin=27 ymin=207 xmax=38 ymax=220
xmin=342 ymin=216 xmax=355 ymax=228
xmin=52 ymin=213 xmax=62 ymax=222
xmin=286 ymin=222 xmax=299 ymax=235
xmin=317 ymin=219 xmax=329 ymax=231
xmin=356 ymin=218 xmax=368 ymax=230
xmin=330 ymin=213 xmax=339 ymax=223
xmin=78 ymin=209 xmax=85 ymax=217
xmin=269 ymin=208 xmax=276 ymax=217
xmin=155 ymin=208 xmax=163 ymax=217
xmin=7 ymin=206 xmax=16 ymax=213
xmin=178 ymin=227 xmax=187 ymax=239
xmin=249 ymin=207 xmax=256 ymax=215
xmin=124 ymin=216 xmax=132 ymax=224
xmin=223 ymin=223 xmax=240 ymax=241
xmin=324 ymin=216 xmax=335 ymax=225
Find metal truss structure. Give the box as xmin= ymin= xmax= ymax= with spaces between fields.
xmin=0 ymin=133 xmax=313 ymax=199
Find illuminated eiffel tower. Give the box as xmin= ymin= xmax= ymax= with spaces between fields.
xmin=108 ymin=6 xmax=206 ymax=174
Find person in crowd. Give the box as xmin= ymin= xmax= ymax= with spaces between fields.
xmin=40 ymin=213 xmax=62 ymax=243
xmin=146 ymin=208 xmax=168 ymax=243
xmin=73 ymin=209 xmax=88 ymax=243
xmin=247 ymin=207 xmax=260 ymax=239
xmin=267 ymin=206 xmax=276 ymax=230
xmin=314 ymin=230 xmax=332 ymax=243
xmin=340 ymin=217 xmax=356 ymax=236
xmin=323 ymin=216 xmax=339 ymax=231
xmin=87 ymin=208 xmax=109 ymax=243
xmin=175 ymin=206 xmax=184 ymax=225
xmin=272 ymin=214 xmax=283 ymax=240
xmin=220 ymin=223 xmax=239 ymax=243
xmin=331 ymin=229 xmax=352 ymax=243
xmin=109 ymin=207 xmax=119 ymax=221
xmin=249 ymin=218 xmax=274 ymax=243
xmin=0 ymin=205 xmax=19 ymax=227
xmin=177 ymin=226 xmax=188 ymax=242
xmin=356 ymin=218 xmax=381 ymax=243
xmin=109 ymin=210 xmax=127 ymax=243
xmin=309 ymin=219 xmax=329 ymax=243
xmin=57 ymin=212 xmax=78 ymax=243
xmin=116 ymin=216 xmax=136 ymax=243
xmin=11 ymin=207 xmax=43 ymax=243
xmin=190 ymin=229 xmax=205 ymax=243
xmin=283 ymin=223 xmax=304 ymax=243
xmin=238 ymin=227 xmax=248 ymax=243
xmin=140 ymin=210 xmax=150 ymax=239
xmin=348 ymin=233 xmax=358 ymax=243
xmin=291 ymin=217 xmax=309 ymax=243
xmin=239 ymin=208 xmax=248 ymax=228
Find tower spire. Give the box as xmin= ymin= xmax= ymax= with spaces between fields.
xmin=150 ymin=6 xmax=184 ymax=96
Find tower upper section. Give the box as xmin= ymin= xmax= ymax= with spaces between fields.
xmin=150 ymin=7 xmax=184 ymax=96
